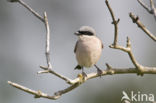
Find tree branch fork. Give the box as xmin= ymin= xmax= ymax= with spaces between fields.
xmin=8 ymin=0 xmax=156 ymax=101
xmin=137 ymin=0 xmax=156 ymax=21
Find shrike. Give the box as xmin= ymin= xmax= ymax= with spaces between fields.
xmin=74 ymin=26 xmax=103 ymax=77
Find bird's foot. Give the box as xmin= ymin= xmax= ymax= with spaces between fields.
xmin=97 ymin=68 xmax=103 ymax=77
xmin=82 ymin=72 xmax=87 ymax=78
xmin=94 ymin=64 xmax=103 ymax=77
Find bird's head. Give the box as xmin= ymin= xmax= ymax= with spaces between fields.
xmin=74 ymin=26 xmax=96 ymax=36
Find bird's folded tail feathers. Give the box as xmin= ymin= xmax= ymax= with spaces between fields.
xmin=74 ymin=65 xmax=82 ymax=70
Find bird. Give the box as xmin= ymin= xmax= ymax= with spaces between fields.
xmin=74 ymin=26 xmax=103 ymax=77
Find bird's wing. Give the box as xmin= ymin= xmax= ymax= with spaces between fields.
xmin=74 ymin=41 xmax=78 ymax=53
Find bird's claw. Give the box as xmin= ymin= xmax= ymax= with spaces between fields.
xmin=97 ymin=68 xmax=103 ymax=77
xmin=82 ymin=72 xmax=87 ymax=78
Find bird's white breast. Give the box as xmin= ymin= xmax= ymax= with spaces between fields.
xmin=75 ymin=35 xmax=102 ymax=68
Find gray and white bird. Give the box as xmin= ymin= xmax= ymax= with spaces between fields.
xmin=74 ymin=26 xmax=103 ymax=77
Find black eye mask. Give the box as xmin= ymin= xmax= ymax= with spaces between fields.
xmin=78 ymin=30 xmax=94 ymax=36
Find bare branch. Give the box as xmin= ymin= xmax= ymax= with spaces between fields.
xmin=137 ymin=0 xmax=152 ymax=13
xmin=8 ymin=81 xmax=61 ymax=100
xmin=110 ymin=38 xmax=144 ymax=75
xmin=8 ymin=81 xmax=82 ymax=100
xmin=43 ymin=12 xmax=52 ymax=69
xmin=129 ymin=12 xmax=156 ymax=41
xmin=105 ymin=0 xmax=120 ymax=46
xmin=13 ymin=0 xmax=73 ymax=84
xmin=38 ymin=12 xmax=73 ymax=84
xmin=17 ymin=0 xmax=44 ymax=22
xmin=137 ymin=0 xmax=156 ymax=21
xmin=150 ymin=0 xmax=156 ymax=20
xmin=8 ymin=0 xmax=77 ymax=94
xmin=43 ymin=65 xmax=156 ymax=85
xmin=8 ymin=66 xmax=156 ymax=99
xmin=39 ymin=66 xmax=74 ymax=85
xmin=105 ymin=0 xmax=155 ymax=75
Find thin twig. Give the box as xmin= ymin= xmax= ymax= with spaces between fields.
xmin=8 ymin=81 xmax=61 ymax=100
xmin=137 ymin=0 xmax=152 ymax=13
xmin=39 ymin=66 xmax=74 ymax=85
xmin=105 ymin=0 xmax=120 ymax=46
xmin=110 ymin=37 xmax=144 ymax=75
xmin=38 ymin=12 xmax=73 ymax=84
xmin=18 ymin=0 xmax=44 ymax=22
xmin=137 ymin=0 xmax=156 ymax=21
xmin=37 ymin=4 xmax=73 ymax=84
xmin=150 ymin=0 xmax=156 ymax=20
xmin=43 ymin=12 xmax=52 ymax=69
xmin=39 ymin=11 xmax=74 ymax=84
xmin=129 ymin=12 xmax=156 ymax=41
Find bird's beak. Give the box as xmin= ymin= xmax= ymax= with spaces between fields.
xmin=74 ymin=31 xmax=79 ymax=36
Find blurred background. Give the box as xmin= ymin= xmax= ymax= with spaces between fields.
xmin=0 ymin=0 xmax=156 ymax=103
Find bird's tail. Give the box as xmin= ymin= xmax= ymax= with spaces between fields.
xmin=74 ymin=65 xmax=82 ymax=70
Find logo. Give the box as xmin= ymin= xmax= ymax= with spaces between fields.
xmin=121 ymin=91 xmax=155 ymax=102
